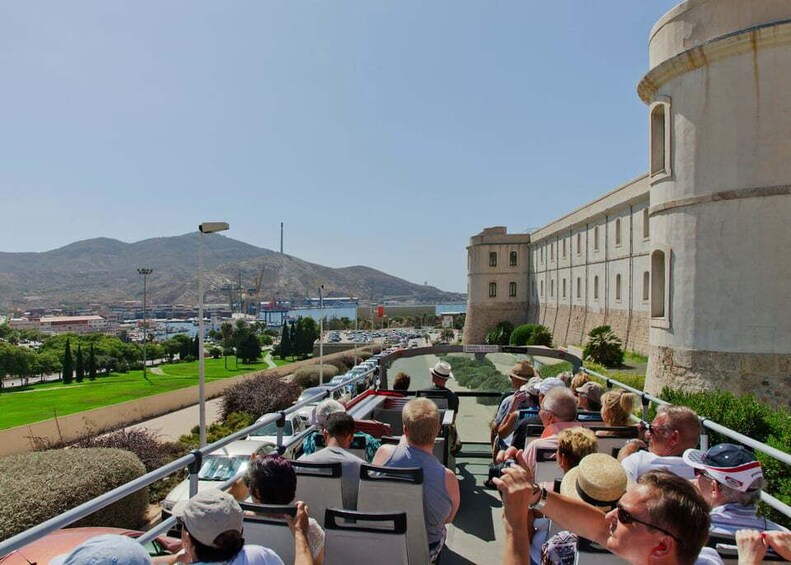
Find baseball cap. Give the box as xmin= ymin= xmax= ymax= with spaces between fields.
xmin=172 ymin=488 xmax=244 ymax=547
xmin=682 ymin=443 xmax=763 ymax=492
xmin=576 ymin=381 xmax=604 ymax=404
xmin=537 ymin=377 xmax=566 ymax=396
xmin=49 ymin=534 xmax=152 ymax=565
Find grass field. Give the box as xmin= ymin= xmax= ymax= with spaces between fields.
xmin=0 ymin=355 xmax=281 ymax=430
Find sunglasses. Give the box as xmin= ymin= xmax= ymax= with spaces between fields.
xmin=616 ymin=505 xmax=680 ymax=542
xmin=640 ymin=421 xmax=675 ymax=436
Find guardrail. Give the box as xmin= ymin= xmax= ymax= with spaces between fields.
xmin=0 ymin=365 xmax=377 ymax=556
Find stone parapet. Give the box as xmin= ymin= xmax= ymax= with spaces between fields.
xmin=646 ymin=346 xmax=791 ymax=409
xmin=463 ymin=302 xmax=528 ymax=345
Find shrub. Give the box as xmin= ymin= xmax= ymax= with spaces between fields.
xmin=439 ymin=355 xmax=508 ymax=405
xmin=583 ymin=325 xmax=624 ymax=368
xmin=209 ymin=346 xmax=222 ymax=359
xmin=293 ymin=365 xmax=339 ymax=389
xmin=222 ymin=375 xmax=300 ymax=420
xmin=180 ymin=411 xmax=255 ymax=450
xmin=485 ymin=321 xmax=513 ymax=346
xmin=0 ymin=448 xmax=148 ymax=540
xmin=325 ymin=358 xmax=350 ymax=375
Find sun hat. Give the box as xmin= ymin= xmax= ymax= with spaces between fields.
xmin=429 ymin=360 xmax=454 ymax=380
xmin=576 ymin=381 xmax=604 ymax=404
xmin=506 ymin=361 xmax=535 ymax=382
xmin=49 ymin=534 xmax=152 ymax=565
xmin=560 ymin=453 xmax=627 ymax=509
xmin=537 ymin=377 xmax=566 ymax=396
xmin=172 ymin=488 xmax=244 ymax=548
xmin=682 ymin=443 xmax=763 ymax=492
xmin=522 ymin=376 xmax=543 ymax=395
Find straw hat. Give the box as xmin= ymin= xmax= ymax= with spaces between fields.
xmin=560 ymin=453 xmax=627 ymax=509
xmin=507 ymin=360 xmax=536 ymax=382
xmin=429 ymin=360 xmax=454 ymax=380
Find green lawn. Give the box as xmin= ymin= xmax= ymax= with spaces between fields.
xmin=0 ymin=356 xmax=279 ymax=430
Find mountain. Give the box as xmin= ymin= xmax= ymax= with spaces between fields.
xmin=0 ymin=234 xmax=465 ymax=310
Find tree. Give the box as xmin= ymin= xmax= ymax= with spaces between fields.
xmin=583 ymin=325 xmax=624 ymax=368
xmin=236 ymin=332 xmax=262 ymax=364
xmin=88 ymin=343 xmax=97 ymax=380
xmin=62 ymin=339 xmax=74 ymax=384
xmin=75 ymin=344 xmax=84 ymax=383
xmin=278 ymin=320 xmax=292 ymax=360
xmin=485 ymin=321 xmax=514 ymax=346
xmin=295 ymin=317 xmax=319 ymax=358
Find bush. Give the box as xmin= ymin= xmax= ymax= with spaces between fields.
xmin=583 ymin=325 xmax=624 ymax=368
xmin=293 ymin=365 xmax=339 ymax=389
xmin=209 ymin=346 xmax=222 ymax=359
xmin=510 ymin=323 xmax=552 ymax=346
xmin=222 ymin=375 xmax=300 ymax=420
xmin=0 ymin=448 xmax=148 ymax=540
xmin=180 ymin=411 xmax=255 ymax=450
xmin=325 ymin=358 xmax=350 ymax=375
xmin=485 ymin=321 xmax=513 ymax=346
xmin=529 ymin=325 xmax=553 ymax=347
xmin=439 ymin=355 xmax=510 ymax=405
xmin=538 ymin=361 xmax=573 ymax=378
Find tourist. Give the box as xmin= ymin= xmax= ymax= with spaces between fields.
xmin=555 ymin=427 xmax=598 ymax=474
xmin=241 ymin=455 xmax=325 ymax=564
xmin=569 ymin=372 xmax=590 ymax=397
xmin=496 ymin=462 xmax=713 ymax=565
xmin=735 ymin=530 xmax=791 ymax=564
xmin=299 ymin=412 xmax=365 ymax=509
xmin=684 ymin=443 xmax=789 ymax=535
xmin=617 ymin=405 xmax=700 ymax=482
xmin=170 ymin=488 xmax=309 ymax=565
xmin=509 ymin=377 xmax=567 ymax=450
xmin=419 ymin=360 xmax=459 ymax=412
xmin=392 ymin=372 xmax=411 ymax=391
xmin=599 ymin=389 xmax=641 ymax=433
xmin=492 ymin=361 xmax=539 ymax=454
xmin=372 ymin=398 xmax=460 ymax=561
xmin=51 ymin=534 xmax=152 ymax=565
xmin=301 ymin=398 xmax=380 ymax=462
xmin=575 ymin=381 xmax=603 ymax=413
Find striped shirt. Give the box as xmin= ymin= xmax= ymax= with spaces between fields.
xmin=710 ymin=503 xmax=789 ymax=535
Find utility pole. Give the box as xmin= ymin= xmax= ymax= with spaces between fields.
xmin=137 ymin=268 xmax=153 ymax=380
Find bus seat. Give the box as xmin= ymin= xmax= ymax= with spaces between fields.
xmin=239 ymin=502 xmax=297 ymax=564
xmin=292 ymin=460 xmax=345 ymax=525
xmin=535 ymin=448 xmax=563 ymax=486
xmin=357 ymin=463 xmax=428 ymax=565
xmin=323 ymin=508 xmax=408 ymax=565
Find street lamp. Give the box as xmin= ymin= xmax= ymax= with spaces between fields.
xmin=137 ymin=268 xmax=154 ymax=380
xmin=198 ymin=221 xmax=229 ymax=447
xmin=319 ymin=285 xmax=324 ymax=385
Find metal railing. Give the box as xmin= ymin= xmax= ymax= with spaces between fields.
xmin=0 ymin=365 xmax=377 ymax=555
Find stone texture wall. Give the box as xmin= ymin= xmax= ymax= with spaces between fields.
xmin=646 ymin=346 xmax=791 ymax=409
xmin=463 ymin=301 xmax=528 ymax=344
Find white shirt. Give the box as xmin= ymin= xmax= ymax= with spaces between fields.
xmin=620 ymin=450 xmax=695 ymax=483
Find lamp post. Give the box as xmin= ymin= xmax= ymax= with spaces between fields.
xmin=319 ymin=285 xmax=324 ymax=385
xmin=137 ymin=268 xmax=153 ymax=380
xmin=198 ymin=221 xmax=229 ymax=447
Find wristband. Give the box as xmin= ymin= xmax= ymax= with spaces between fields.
xmin=529 ymin=486 xmax=549 ymax=511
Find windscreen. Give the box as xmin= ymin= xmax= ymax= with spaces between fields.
xmin=198 ymin=455 xmax=249 ymax=481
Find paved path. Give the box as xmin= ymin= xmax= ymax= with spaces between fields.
xmin=123 ymin=398 xmax=225 ymax=442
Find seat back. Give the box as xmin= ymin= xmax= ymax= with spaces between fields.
xmin=323 ymin=508 xmax=408 ymax=565
xmin=592 ymin=427 xmax=639 ymax=457
xmin=354 ymin=419 xmax=392 ymax=439
xmin=293 ymin=460 xmax=344 ymax=525
xmin=380 ymin=435 xmax=447 ymax=467
xmin=575 ymin=537 xmax=629 ymax=565
xmin=356 ymin=463 xmax=428 ymax=565
xmin=415 ymin=389 xmax=450 ymax=409
xmin=577 ymin=411 xmax=603 ymax=422
xmin=239 ymin=502 xmax=297 ymax=564
xmin=372 ymin=408 xmax=404 ymax=432
xmin=535 ymin=447 xmax=563 ymax=485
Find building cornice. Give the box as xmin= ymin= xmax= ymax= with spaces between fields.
xmin=638 ymin=19 xmax=791 ymax=104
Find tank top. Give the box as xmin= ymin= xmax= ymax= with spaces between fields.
xmin=383 ymin=444 xmax=452 ymax=545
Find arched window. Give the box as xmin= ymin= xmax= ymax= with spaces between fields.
xmin=489 ymin=282 xmax=497 ymax=298
xmin=643 ymin=208 xmax=650 ymax=239
xmin=562 ymin=278 xmax=567 ymax=298
xmin=616 ymin=274 xmax=622 ymax=301
xmin=651 ymin=250 xmax=666 ymax=317
xmin=510 ymin=251 xmax=518 ymax=267
xmin=489 ymin=252 xmax=497 ymax=267
xmin=576 ymin=277 xmax=581 ymax=299
xmin=594 ymin=226 xmax=600 ymax=251
xmin=594 ymin=276 xmax=599 ymax=300
xmin=615 ymin=218 xmax=622 ymax=246
xmin=550 ymin=243 xmax=554 ymax=261
xmin=509 ymin=282 xmax=517 ymax=297
xmin=643 ymin=271 xmax=650 ymax=302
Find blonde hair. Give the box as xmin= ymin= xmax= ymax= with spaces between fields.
xmin=600 ymin=390 xmax=639 ymax=426
xmin=557 ymin=427 xmax=598 ymax=468
xmin=402 ymin=398 xmax=440 ymax=447
xmin=570 ymin=372 xmax=590 ymax=392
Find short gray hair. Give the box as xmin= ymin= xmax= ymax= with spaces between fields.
xmin=312 ymin=399 xmax=345 ymax=426
xmin=542 ymin=387 xmax=577 ymax=422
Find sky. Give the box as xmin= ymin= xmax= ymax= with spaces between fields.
xmin=0 ymin=1 xmax=681 ymax=294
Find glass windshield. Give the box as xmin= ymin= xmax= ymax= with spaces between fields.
xmin=198 ymin=455 xmax=249 ymax=481
xmin=251 ymin=419 xmax=293 ymax=437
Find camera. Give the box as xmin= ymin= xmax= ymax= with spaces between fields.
xmin=488 ymin=458 xmax=518 ymax=481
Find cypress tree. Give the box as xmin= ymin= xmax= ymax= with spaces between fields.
xmin=62 ymin=339 xmax=74 ymax=384
xmin=88 ymin=343 xmax=97 ymax=380
xmin=75 ymin=344 xmax=84 ymax=383
xmin=293 ymin=320 xmax=305 ymax=358
xmin=279 ymin=320 xmax=291 ymax=359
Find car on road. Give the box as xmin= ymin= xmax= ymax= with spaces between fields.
xmin=247 ymin=412 xmax=305 ymax=444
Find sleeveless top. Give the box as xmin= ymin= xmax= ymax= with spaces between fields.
xmin=383 ymin=444 xmax=452 ymax=545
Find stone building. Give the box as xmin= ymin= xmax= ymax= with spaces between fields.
xmin=463 ymin=0 xmax=791 ymax=407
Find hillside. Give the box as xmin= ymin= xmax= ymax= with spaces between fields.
xmin=0 ymin=234 xmax=464 ymax=310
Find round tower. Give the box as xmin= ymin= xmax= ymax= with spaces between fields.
xmin=640 ymin=0 xmax=791 ymax=406
xmin=462 ymin=227 xmax=531 ymax=344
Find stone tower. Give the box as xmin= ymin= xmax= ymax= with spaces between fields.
xmin=640 ymin=0 xmax=791 ymax=405
xmin=462 ymin=227 xmax=531 ymax=344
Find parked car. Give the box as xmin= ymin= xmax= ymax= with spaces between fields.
xmin=247 ymin=413 xmax=305 ymax=444
xmin=160 ymin=439 xmax=272 ymax=519
xmin=2 ymin=527 xmax=181 ymax=564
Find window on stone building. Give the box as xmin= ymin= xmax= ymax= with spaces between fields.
xmin=510 ymin=251 xmax=517 ymax=267
xmin=551 ymin=280 xmax=555 ymax=297
xmin=651 ymin=249 xmax=668 ymax=319
xmin=550 ymin=243 xmax=554 ymax=261
xmin=576 ymin=233 xmax=581 ymax=255
xmin=541 ymin=247 xmax=544 ymax=263
xmin=616 ymin=274 xmax=622 ymax=301
xmin=562 ymin=239 xmax=566 ymax=258
xmin=562 ymin=278 xmax=566 ymax=298
xmin=540 ymin=280 xmax=544 ymax=297
xmin=643 ymin=271 xmax=650 ymax=302
xmin=489 ymin=252 xmax=498 ymax=267
xmin=509 ymin=282 xmax=517 ymax=297
xmin=576 ymin=277 xmax=581 ymax=299
xmin=594 ymin=276 xmax=599 ymax=300
xmin=532 ymin=281 xmax=535 ymax=296
xmin=615 ymin=219 xmax=622 ymax=247
xmin=643 ymin=208 xmax=650 ymax=239
xmin=650 ymin=98 xmax=672 ymax=181
xmin=489 ymin=282 xmax=497 ymax=298
xmin=594 ymin=226 xmax=600 ymax=251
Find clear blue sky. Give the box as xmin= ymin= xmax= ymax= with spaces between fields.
xmin=0 ymin=1 xmax=680 ymax=294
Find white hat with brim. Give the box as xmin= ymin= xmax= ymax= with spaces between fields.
xmin=523 ymin=376 xmax=543 ymax=395
xmin=537 ymin=377 xmax=566 ymax=396
xmin=49 ymin=534 xmax=152 ymax=565
xmin=429 ymin=361 xmax=454 ymax=380
xmin=682 ymin=445 xmax=763 ymax=492
xmin=560 ymin=453 xmax=627 ymax=509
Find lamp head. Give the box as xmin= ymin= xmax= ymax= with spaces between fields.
xmin=199 ymin=222 xmax=230 ymax=234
